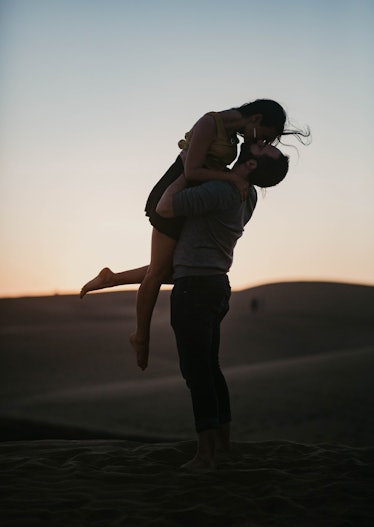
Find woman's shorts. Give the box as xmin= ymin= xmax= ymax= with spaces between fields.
xmin=145 ymin=156 xmax=185 ymax=241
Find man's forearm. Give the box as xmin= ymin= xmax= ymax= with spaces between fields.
xmin=156 ymin=174 xmax=187 ymax=218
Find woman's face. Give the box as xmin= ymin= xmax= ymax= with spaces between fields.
xmin=250 ymin=143 xmax=281 ymax=160
xmin=243 ymin=123 xmax=279 ymax=145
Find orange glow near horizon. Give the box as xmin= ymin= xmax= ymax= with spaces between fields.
xmin=1 ymin=275 xmax=373 ymax=300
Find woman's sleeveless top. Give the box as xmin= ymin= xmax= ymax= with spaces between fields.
xmin=178 ymin=112 xmax=238 ymax=170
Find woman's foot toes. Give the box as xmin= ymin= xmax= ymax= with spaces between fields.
xmin=80 ymin=267 xmax=114 ymax=298
xmin=129 ymin=334 xmax=149 ymax=371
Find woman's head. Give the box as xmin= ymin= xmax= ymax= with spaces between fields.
xmin=236 ymin=142 xmax=289 ymax=188
xmin=234 ymin=99 xmax=311 ymax=145
xmin=237 ymin=99 xmax=286 ymax=137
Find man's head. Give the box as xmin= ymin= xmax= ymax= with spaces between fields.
xmin=235 ymin=142 xmax=289 ymax=188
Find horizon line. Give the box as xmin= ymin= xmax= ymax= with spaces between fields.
xmin=1 ymin=278 xmax=373 ymax=300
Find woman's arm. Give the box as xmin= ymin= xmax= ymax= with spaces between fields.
xmin=183 ymin=114 xmax=248 ymax=199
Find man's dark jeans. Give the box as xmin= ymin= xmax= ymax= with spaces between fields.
xmin=171 ymin=274 xmax=232 ymax=433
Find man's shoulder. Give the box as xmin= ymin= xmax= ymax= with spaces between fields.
xmin=202 ymin=180 xmax=236 ymax=192
xmin=204 ymin=180 xmax=239 ymax=203
xmin=205 ymin=181 xmax=257 ymax=204
xmin=249 ymin=185 xmax=258 ymax=201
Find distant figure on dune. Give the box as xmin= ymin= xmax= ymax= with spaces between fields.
xmin=80 ymin=99 xmax=309 ymax=374
xmin=250 ymin=298 xmax=259 ymax=313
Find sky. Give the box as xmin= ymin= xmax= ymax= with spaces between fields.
xmin=1 ymin=0 xmax=373 ymax=297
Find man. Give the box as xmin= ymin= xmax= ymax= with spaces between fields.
xmin=156 ymin=142 xmax=288 ymax=470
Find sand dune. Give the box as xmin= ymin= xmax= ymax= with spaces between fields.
xmin=232 ymin=280 xmax=374 ymax=318
xmin=1 ymin=346 xmax=373 ymax=446
xmin=1 ymin=281 xmax=374 ymax=445
xmin=1 ymin=281 xmax=373 ymax=393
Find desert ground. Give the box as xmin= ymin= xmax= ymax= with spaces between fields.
xmin=1 ymin=281 xmax=373 ymax=526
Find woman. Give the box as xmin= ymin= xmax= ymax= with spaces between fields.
xmin=80 ymin=99 xmax=309 ymax=370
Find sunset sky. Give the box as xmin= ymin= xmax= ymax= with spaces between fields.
xmin=1 ymin=0 xmax=373 ymax=297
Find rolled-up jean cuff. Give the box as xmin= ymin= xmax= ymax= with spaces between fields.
xmin=196 ymin=418 xmax=220 ymax=433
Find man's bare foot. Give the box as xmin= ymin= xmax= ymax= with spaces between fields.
xmin=216 ymin=445 xmax=243 ymax=463
xmin=80 ymin=267 xmax=114 ymax=298
xmin=215 ymin=423 xmax=231 ymax=453
xmin=180 ymin=455 xmax=216 ymax=472
xmin=129 ymin=333 xmax=149 ymax=371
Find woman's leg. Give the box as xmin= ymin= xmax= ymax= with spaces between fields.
xmin=80 ymin=266 xmax=149 ymax=298
xmin=130 ymin=228 xmax=177 ymax=370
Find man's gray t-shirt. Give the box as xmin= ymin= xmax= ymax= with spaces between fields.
xmin=172 ymin=180 xmax=257 ymax=279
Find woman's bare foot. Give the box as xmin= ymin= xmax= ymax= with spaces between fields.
xmin=180 ymin=455 xmax=216 ymax=472
xmin=129 ymin=333 xmax=149 ymax=371
xmin=80 ymin=267 xmax=115 ymax=298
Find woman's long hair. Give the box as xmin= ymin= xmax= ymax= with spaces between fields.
xmin=235 ymin=99 xmax=311 ymax=144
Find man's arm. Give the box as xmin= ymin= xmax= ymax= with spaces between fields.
xmin=157 ymin=178 xmax=241 ymax=219
xmin=156 ymin=174 xmax=187 ymax=218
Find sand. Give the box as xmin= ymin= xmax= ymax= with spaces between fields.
xmin=1 ymin=281 xmax=374 ymax=525
xmin=1 ymin=439 xmax=373 ymax=527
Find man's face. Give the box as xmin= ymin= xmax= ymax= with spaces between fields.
xmin=250 ymin=143 xmax=281 ymax=160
